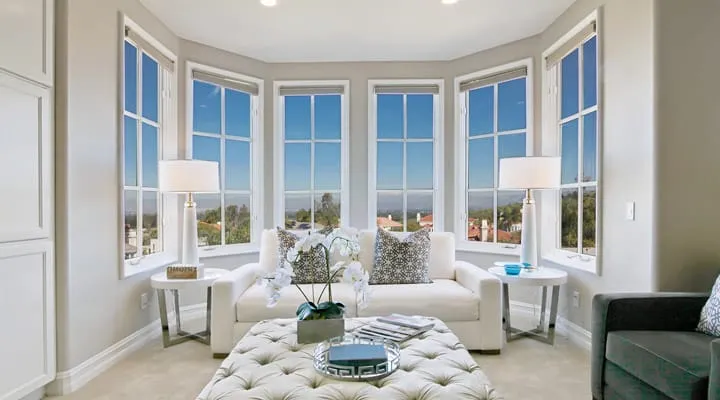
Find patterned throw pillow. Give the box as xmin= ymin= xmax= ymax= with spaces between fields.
xmin=698 ymin=275 xmax=720 ymax=336
xmin=276 ymin=228 xmax=328 ymax=284
xmin=369 ymin=228 xmax=432 ymax=285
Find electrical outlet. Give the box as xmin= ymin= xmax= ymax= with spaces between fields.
xmin=572 ymin=291 xmax=580 ymax=308
xmin=626 ymin=201 xmax=636 ymax=221
xmin=140 ymin=292 xmax=149 ymax=310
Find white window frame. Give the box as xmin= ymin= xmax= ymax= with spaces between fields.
xmin=540 ymin=10 xmax=601 ymax=274
xmin=454 ymin=59 xmax=533 ymax=254
xmin=368 ymin=79 xmax=445 ymax=232
xmin=120 ymin=17 xmax=180 ymax=278
xmin=273 ymin=80 xmax=351 ymax=231
xmin=187 ymin=62 xmax=264 ymax=257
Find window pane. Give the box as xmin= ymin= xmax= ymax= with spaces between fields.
xmin=225 ymin=89 xmax=251 ymax=138
xmin=583 ymin=36 xmax=598 ymax=109
xmin=141 ymin=191 xmax=160 ymax=255
xmin=468 ymin=86 xmax=493 ymax=136
xmin=284 ymin=95 xmax=311 ymax=140
xmin=582 ymin=186 xmax=597 ymax=256
xmin=123 ymin=189 xmax=138 ymax=259
xmin=498 ymin=78 xmax=526 ymax=131
xmin=377 ymin=94 xmax=403 ymax=139
xmin=314 ymin=192 xmax=341 ymax=229
xmin=498 ymin=133 xmax=526 ymax=165
xmin=141 ymin=123 xmax=159 ymax=188
xmin=225 ymin=193 xmax=251 ymax=245
xmin=141 ymin=53 xmax=159 ymax=122
xmin=468 ymin=137 xmax=494 ymax=189
xmin=314 ymin=94 xmax=341 ymax=140
xmin=377 ymin=192 xmax=403 ymax=232
xmin=407 ymin=192 xmax=433 ymax=232
xmin=196 ymin=194 xmax=221 ymax=246
xmin=285 ymin=193 xmax=312 ymax=232
xmin=124 ymin=41 xmax=137 ymax=114
xmin=561 ymin=119 xmax=579 ymax=184
xmin=225 ymin=140 xmax=250 ymax=191
xmin=193 ymin=80 xmax=221 ymax=134
xmin=497 ymin=191 xmax=524 ymax=244
xmin=124 ymin=116 xmax=137 ymax=186
xmin=561 ymin=49 xmax=580 ymax=119
xmin=467 ymin=191 xmax=494 ymax=243
xmin=377 ymin=142 xmax=404 ymax=190
xmin=406 ymin=94 xmax=433 ymax=139
xmin=582 ymin=111 xmax=597 ymax=182
xmin=285 ymin=143 xmax=311 ymax=191
xmin=406 ymin=142 xmax=433 ymax=190
xmin=192 ymin=135 xmax=221 ymax=183
xmin=560 ymin=188 xmax=579 ymax=252
xmin=314 ymin=142 xmax=341 ymax=191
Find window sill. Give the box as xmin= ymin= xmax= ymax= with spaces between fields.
xmin=123 ymin=252 xmax=177 ymax=279
xmin=455 ymin=242 xmax=521 ymax=256
xmin=199 ymin=244 xmax=260 ymax=259
xmin=542 ymin=250 xmax=597 ymax=274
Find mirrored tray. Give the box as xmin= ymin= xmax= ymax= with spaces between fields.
xmin=313 ymin=335 xmax=400 ymax=381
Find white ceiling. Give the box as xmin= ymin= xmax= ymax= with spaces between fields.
xmin=139 ymin=0 xmax=576 ymax=62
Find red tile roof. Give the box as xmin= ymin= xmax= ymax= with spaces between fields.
xmin=376 ymin=217 xmax=402 ymax=228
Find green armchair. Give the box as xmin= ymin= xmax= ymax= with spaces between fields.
xmin=592 ymin=293 xmax=720 ymax=400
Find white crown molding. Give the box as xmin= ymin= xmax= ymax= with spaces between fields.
xmin=509 ymin=301 xmax=591 ymax=352
xmin=45 ymin=304 xmax=207 ymax=396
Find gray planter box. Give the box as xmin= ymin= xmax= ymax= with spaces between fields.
xmin=297 ymin=318 xmax=345 ymax=344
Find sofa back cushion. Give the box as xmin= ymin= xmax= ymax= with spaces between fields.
xmin=358 ymin=230 xmax=455 ymax=280
xmin=259 ymin=229 xmax=279 ymax=274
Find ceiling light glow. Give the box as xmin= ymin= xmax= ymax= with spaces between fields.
xmin=441 ymin=0 xmax=459 ymax=4
xmin=261 ymin=0 xmax=277 ymax=6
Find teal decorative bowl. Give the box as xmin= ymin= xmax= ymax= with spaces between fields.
xmin=504 ymin=265 xmax=522 ymax=276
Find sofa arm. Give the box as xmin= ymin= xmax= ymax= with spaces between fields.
xmin=591 ymin=292 xmax=708 ymax=399
xmin=211 ymin=263 xmax=261 ymax=356
xmin=711 ymin=339 xmax=720 ymax=400
xmin=455 ymin=261 xmax=503 ymax=352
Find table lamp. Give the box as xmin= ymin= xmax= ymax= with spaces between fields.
xmin=158 ymin=160 xmax=219 ymax=274
xmin=498 ymin=156 xmax=560 ymax=267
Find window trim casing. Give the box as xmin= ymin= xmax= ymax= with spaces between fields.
xmin=453 ymin=59 xmax=534 ymax=254
xmin=119 ymin=16 xmax=180 ymax=278
xmin=367 ymin=79 xmax=445 ymax=232
xmin=273 ymin=80 xmax=351 ymax=231
xmin=540 ymin=9 xmax=602 ymax=274
xmin=186 ymin=61 xmax=264 ymax=258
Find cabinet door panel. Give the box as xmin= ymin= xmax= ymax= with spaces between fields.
xmin=0 ymin=241 xmax=55 ymax=400
xmin=0 ymin=0 xmax=53 ymax=85
xmin=0 ymin=72 xmax=52 ymax=243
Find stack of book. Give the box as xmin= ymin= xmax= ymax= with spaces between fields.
xmin=354 ymin=314 xmax=435 ymax=343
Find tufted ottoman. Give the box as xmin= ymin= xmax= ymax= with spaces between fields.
xmin=198 ymin=317 xmax=502 ymax=400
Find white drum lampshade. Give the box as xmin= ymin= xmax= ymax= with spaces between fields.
xmin=158 ymin=160 xmax=219 ymax=193
xmin=497 ymin=156 xmax=560 ymax=268
xmin=498 ymin=157 xmax=561 ymax=190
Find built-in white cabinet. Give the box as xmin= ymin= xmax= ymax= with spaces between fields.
xmin=0 ymin=0 xmax=54 ymax=86
xmin=0 ymin=0 xmax=55 ymax=399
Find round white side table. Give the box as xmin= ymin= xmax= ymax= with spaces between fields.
xmin=150 ymin=268 xmax=228 ymax=348
xmin=488 ymin=265 xmax=568 ymax=345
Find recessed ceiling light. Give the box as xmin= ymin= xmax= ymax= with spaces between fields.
xmin=441 ymin=0 xmax=459 ymax=4
xmin=261 ymin=0 xmax=277 ymax=6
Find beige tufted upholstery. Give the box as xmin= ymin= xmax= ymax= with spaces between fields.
xmin=198 ymin=317 xmax=502 ymax=400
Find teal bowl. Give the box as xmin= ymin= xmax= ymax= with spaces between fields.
xmin=504 ymin=265 xmax=522 ymax=276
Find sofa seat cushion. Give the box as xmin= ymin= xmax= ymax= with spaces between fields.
xmin=358 ymin=279 xmax=480 ymax=322
xmin=236 ymin=283 xmax=357 ymax=322
xmin=606 ymin=331 xmax=712 ymax=400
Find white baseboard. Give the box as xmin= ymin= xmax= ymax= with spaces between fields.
xmin=509 ymin=301 xmax=591 ymax=352
xmin=45 ymin=304 xmax=206 ymax=396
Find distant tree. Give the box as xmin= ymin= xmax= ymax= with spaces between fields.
xmin=315 ymin=193 xmax=340 ymax=228
xmin=407 ymin=220 xmax=421 ymax=232
xmin=295 ymin=208 xmax=311 ymax=223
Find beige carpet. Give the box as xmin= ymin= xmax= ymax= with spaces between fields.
xmin=47 ymin=321 xmax=590 ymax=399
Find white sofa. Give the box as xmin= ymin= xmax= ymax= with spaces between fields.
xmin=210 ymin=229 xmax=503 ymax=356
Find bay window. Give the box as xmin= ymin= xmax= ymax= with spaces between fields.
xmin=455 ymin=61 xmax=532 ymax=252
xmin=189 ymin=63 xmax=263 ymax=254
xmin=274 ymin=81 xmax=349 ymax=233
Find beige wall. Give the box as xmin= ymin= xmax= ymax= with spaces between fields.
xmin=55 ymin=0 xmax=180 ymax=371
xmin=654 ymin=0 xmax=720 ymax=292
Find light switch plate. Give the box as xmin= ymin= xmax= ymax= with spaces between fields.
xmin=626 ymin=202 xmax=635 ymax=221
